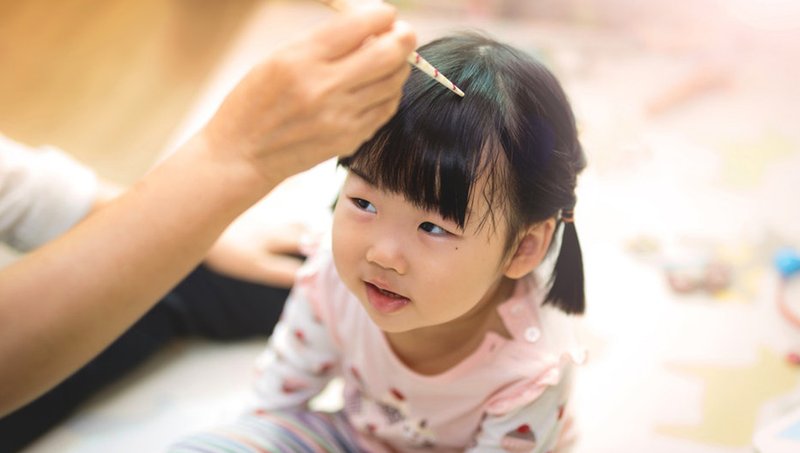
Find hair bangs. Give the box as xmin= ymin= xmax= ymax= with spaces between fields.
xmin=341 ymin=32 xmax=587 ymax=314
xmin=340 ymin=36 xmax=516 ymax=230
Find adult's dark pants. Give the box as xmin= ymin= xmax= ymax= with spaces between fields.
xmin=0 ymin=265 xmax=290 ymax=452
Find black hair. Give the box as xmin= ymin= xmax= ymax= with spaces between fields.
xmin=339 ymin=33 xmax=586 ymax=314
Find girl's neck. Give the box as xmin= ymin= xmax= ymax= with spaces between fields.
xmin=384 ymin=276 xmax=516 ymax=376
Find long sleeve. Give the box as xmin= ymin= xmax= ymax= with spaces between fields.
xmin=0 ymin=135 xmax=98 ymax=251
xmin=251 ymin=271 xmax=342 ymax=410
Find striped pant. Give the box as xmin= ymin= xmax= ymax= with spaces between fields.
xmin=169 ymin=409 xmax=362 ymax=453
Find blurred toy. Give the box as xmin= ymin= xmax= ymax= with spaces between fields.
xmin=776 ymin=248 xmax=800 ymax=329
xmin=775 ymin=248 xmax=800 ymax=279
xmin=664 ymin=260 xmax=732 ymax=295
xmin=625 ymin=234 xmax=735 ymax=296
xmin=775 ymin=248 xmax=800 ymax=366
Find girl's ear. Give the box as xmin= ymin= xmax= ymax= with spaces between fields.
xmin=504 ymin=218 xmax=556 ymax=279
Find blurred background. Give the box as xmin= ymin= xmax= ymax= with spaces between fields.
xmin=2 ymin=0 xmax=799 ymax=451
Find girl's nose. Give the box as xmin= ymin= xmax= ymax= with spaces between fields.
xmin=365 ymin=238 xmax=407 ymax=275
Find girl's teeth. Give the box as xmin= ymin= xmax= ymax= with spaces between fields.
xmin=379 ymin=287 xmax=401 ymax=298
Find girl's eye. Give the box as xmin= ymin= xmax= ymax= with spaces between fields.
xmin=351 ymin=197 xmax=376 ymax=213
xmin=419 ymin=221 xmax=450 ymax=236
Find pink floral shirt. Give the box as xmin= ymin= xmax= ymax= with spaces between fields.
xmin=252 ymin=248 xmax=585 ymax=452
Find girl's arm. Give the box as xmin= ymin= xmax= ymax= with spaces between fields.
xmin=0 ymin=4 xmax=414 ymax=417
xmin=252 ymin=269 xmax=341 ymax=410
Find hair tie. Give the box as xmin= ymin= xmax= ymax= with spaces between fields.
xmin=561 ymin=209 xmax=575 ymax=223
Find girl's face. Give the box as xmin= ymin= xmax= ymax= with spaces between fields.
xmin=332 ymin=170 xmax=513 ymax=334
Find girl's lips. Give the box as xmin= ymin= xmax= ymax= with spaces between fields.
xmin=364 ymin=282 xmax=410 ymax=314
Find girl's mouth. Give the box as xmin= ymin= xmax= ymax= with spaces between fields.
xmin=364 ymin=282 xmax=410 ymax=314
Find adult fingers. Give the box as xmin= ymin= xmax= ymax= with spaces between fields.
xmin=351 ymin=90 xmax=404 ymax=139
xmin=310 ymin=4 xmax=397 ymax=61
xmin=346 ymin=58 xmax=410 ymax=113
xmin=336 ymin=20 xmax=417 ymax=91
xmin=263 ymin=223 xmax=310 ymax=255
xmin=256 ymin=254 xmax=305 ymax=288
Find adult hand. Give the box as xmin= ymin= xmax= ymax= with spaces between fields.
xmin=202 ymin=4 xmax=416 ymax=189
xmin=0 ymin=6 xmax=415 ymax=416
xmin=204 ymin=223 xmax=311 ymax=289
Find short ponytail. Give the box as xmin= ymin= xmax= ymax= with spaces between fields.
xmin=545 ymin=220 xmax=585 ymax=314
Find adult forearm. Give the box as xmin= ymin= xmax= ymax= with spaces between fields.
xmin=0 ymin=135 xmax=268 ymax=415
xmin=0 ymin=4 xmax=414 ymax=416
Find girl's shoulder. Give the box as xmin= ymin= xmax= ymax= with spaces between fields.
xmin=483 ymin=277 xmax=586 ymax=414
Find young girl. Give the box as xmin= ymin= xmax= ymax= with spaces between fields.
xmin=172 ymin=32 xmax=587 ymax=453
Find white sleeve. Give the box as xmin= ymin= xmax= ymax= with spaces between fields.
xmin=0 ymin=135 xmax=98 ymax=251
xmin=468 ymin=367 xmax=574 ymax=453
xmin=250 ymin=275 xmax=341 ymax=411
